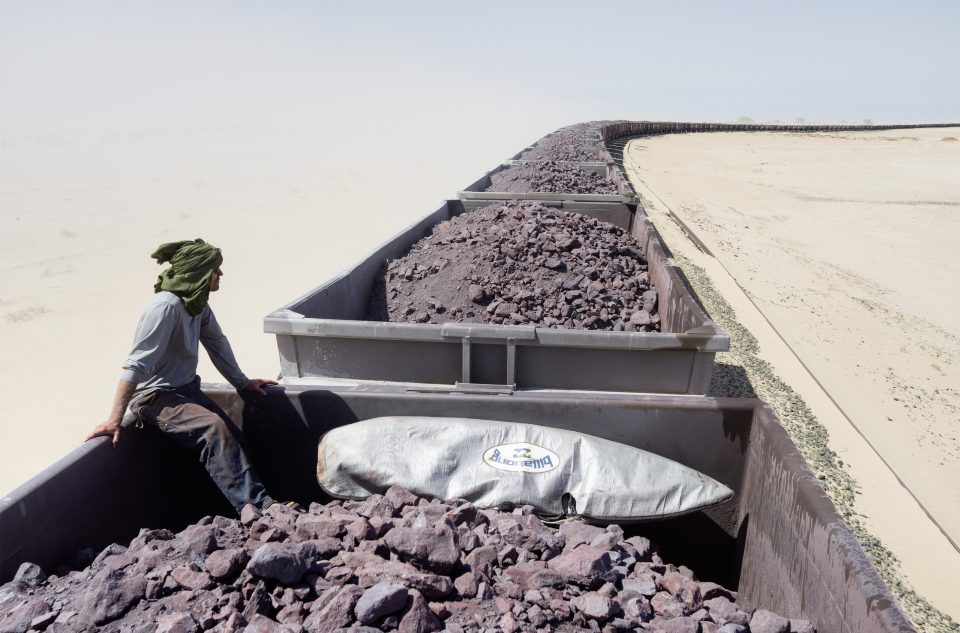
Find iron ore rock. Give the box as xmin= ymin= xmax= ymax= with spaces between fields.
xmin=0 ymin=487 xmax=814 ymax=633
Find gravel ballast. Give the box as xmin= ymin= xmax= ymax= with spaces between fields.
xmin=0 ymin=488 xmax=815 ymax=633
xmin=367 ymin=204 xmax=661 ymax=332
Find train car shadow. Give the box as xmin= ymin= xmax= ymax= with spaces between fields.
xmin=709 ymin=363 xmax=757 ymax=398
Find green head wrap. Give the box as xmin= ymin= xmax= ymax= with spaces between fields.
xmin=151 ymin=239 xmax=223 ymax=316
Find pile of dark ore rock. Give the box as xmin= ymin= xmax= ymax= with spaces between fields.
xmin=1 ymin=487 xmax=814 ymax=633
xmin=520 ymin=123 xmax=607 ymax=162
xmin=487 ymin=161 xmax=618 ymax=195
xmin=367 ymin=204 xmax=661 ymax=332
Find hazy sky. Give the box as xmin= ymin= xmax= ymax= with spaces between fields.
xmin=2 ymin=0 xmax=957 ymax=135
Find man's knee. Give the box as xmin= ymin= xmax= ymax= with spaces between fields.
xmin=202 ymin=415 xmax=234 ymax=443
xmin=163 ymin=403 xmax=233 ymax=441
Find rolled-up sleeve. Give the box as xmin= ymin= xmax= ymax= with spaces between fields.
xmin=200 ymin=308 xmax=250 ymax=390
xmin=120 ymin=302 xmax=177 ymax=385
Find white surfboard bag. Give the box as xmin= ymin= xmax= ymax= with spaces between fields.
xmin=317 ymin=417 xmax=733 ymax=523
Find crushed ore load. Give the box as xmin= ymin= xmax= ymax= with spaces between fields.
xmin=520 ymin=122 xmax=607 ymax=162
xmin=487 ymin=161 xmax=618 ymax=195
xmin=0 ymin=487 xmax=815 ymax=633
xmin=367 ymin=204 xmax=661 ymax=332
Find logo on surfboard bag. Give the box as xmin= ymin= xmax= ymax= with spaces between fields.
xmin=483 ymin=442 xmax=559 ymax=473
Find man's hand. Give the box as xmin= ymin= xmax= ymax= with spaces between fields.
xmin=243 ymin=378 xmax=279 ymax=396
xmin=88 ymin=380 xmax=137 ymax=448
xmin=85 ymin=419 xmax=122 ymax=447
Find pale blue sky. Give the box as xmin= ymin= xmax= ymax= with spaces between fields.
xmin=2 ymin=0 xmax=957 ymax=134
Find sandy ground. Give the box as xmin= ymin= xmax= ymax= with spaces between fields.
xmin=0 ymin=123 xmax=546 ymax=496
xmin=623 ymin=128 xmax=960 ymax=625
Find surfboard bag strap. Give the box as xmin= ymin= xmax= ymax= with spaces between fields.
xmin=317 ymin=417 xmax=734 ymax=524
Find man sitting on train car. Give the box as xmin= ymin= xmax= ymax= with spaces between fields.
xmin=85 ymin=239 xmax=282 ymax=513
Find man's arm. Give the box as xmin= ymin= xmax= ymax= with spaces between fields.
xmin=199 ymin=308 xmax=250 ymax=390
xmin=84 ymin=380 xmax=136 ymax=447
xmin=88 ymin=301 xmax=176 ymax=447
xmin=200 ymin=308 xmax=277 ymax=394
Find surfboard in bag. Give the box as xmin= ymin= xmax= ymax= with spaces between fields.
xmin=317 ymin=417 xmax=733 ymax=523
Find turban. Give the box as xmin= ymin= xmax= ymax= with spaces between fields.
xmin=151 ymin=239 xmax=223 ymax=316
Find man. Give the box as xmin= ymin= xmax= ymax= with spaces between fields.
xmin=85 ymin=239 xmax=281 ymax=512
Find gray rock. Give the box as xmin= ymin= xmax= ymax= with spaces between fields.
xmin=622 ymin=596 xmax=652 ymax=623
xmin=243 ymin=614 xmax=280 ymax=633
xmin=355 ymin=561 xmax=453 ymax=601
xmin=558 ymin=522 xmax=605 ymax=549
xmin=385 ymin=486 xmax=420 ymax=509
xmin=469 ymin=285 xmax=490 ymax=305
xmin=642 ymin=289 xmax=658 ymax=313
xmin=589 ymin=531 xmax=620 ymax=551
xmin=650 ymin=591 xmax=685 ymax=619
xmin=177 ymin=524 xmax=218 ymax=555
xmin=0 ymin=598 xmax=51 ymax=633
xmin=397 ymin=589 xmax=442 ymax=633
xmin=384 ymin=525 xmax=459 ymax=573
xmin=454 ymin=572 xmax=480 ymax=598
xmin=91 ymin=543 xmax=128 ymax=568
xmin=204 ymin=548 xmax=249 ymax=580
xmin=528 ymin=569 xmax=566 ymax=589
xmin=661 ymin=572 xmax=702 ymax=613
xmin=356 ymin=494 xmax=397 ymax=519
xmin=447 ymin=502 xmax=484 ymax=529
xmin=750 ymin=609 xmax=791 ymax=633
xmin=300 ymin=538 xmax=345 ymax=575
xmin=622 ymin=577 xmax=657 ymax=598
xmin=718 ymin=624 xmax=748 ymax=633
xmin=303 ymin=584 xmax=362 ymax=631
xmin=699 ymin=581 xmax=736 ymax=601
xmin=655 ymin=616 xmax=700 ymax=633
xmin=546 ymin=545 xmax=612 ymax=588
xmin=29 ymin=609 xmax=57 ymax=632
xmin=240 ymin=504 xmax=261 ymax=526
xmin=128 ymin=528 xmax=175 ymax=552
xmin=326 ymin=566 xmax=357 ymax=585
xmin=346 ymin=517 xmax=376 ymax=541
xmin=704 ymin=597 xmax=749 ymax=627
xmin=464 ymin=545 xmax=498 ymax=572
xmin=156 ymin=612 xmax=198 ymax=633
xmin=171 ymin=567 xmax=215 ymax=591
xmin=572 ymin=592 xmax=614 ymax=619
xmin=247 ymin=542 xmax=306 ymax=585
xmin=690 ymin=607 xmax=711 ymax=622
xmin=242 ymin=581 xmax=273 ymax=621
xmin=355 ymin=582 xmax=409 ymax=624
xmin=12 ymin=563 xmax=45 ymax=588
xmin=294 ymin=514 xmax=348 ymax=540
xmin=677 ymin=565 xmax=696 ymax=580
xmin=101 ymin=552 xmax=137 ymax=571
xmin=79 ymin=568 xmax=146 ymax=625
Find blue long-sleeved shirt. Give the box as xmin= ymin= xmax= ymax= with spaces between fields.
xmin=120 ymin=291 xmax=249 ymax=396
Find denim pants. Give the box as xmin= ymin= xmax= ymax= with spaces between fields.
xmin=133 ymin=378 xmax=273 ymax=513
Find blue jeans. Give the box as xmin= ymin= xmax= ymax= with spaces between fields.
xmin=134 ymin=378 xmax=274 ymax=513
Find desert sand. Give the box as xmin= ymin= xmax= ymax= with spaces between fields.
xmin=0 ymin=123 xmax=543 ymax=495
xmin=624 ymin=128 xmax=960 ymax=623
